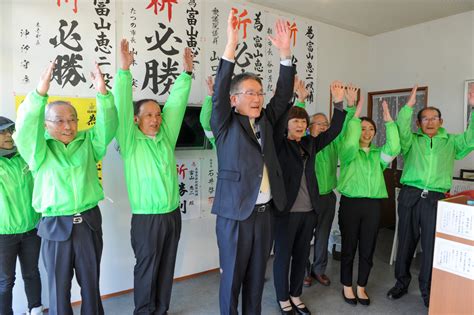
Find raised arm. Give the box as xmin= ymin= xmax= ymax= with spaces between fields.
xmin=112 ymin=39 xmax=136 ymax=155
xmin=211 ymin=10 xmax=240 ymax=138
xmin=339 ymin=83 xmax=358 ymax=134
xmin=200 ymin=76 xmax=215 ymax=147
xmin=161 ymin=47 xmax=193 ymax=147
xmin=13 ymin=62 xmax=55 ymax=171
xmin=338 ymin=95 xmax=363 ymax=164
xmin=265 ymin=19 xmax=296 ymax=125
xmin=380 ymin=100 xmax=401 ymax=168
xmin=454 ymin=85 xmax=474 ymax=159
xmin=265 ymin=19 xmax=295 ymax=124
xmin=313 ymin=81 xmax=347 ymax=151
xmin=396 ymin=85 xmax=418 ymax=155
xmin=294 ymin=76 xmax=309 ymax=108
xmin=89 ymin=62 xmax=118 ymax=161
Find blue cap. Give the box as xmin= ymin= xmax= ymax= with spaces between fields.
xmin=0 ymin=116 xmax=15 ymax=132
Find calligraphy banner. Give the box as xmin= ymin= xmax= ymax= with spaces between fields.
xmin=203 ymin=1 xmax=317 ymax=107
xmin=13 ymin=0 xmax=116 ymax=97
xmin=176 ymin=158 xmax=201 ymax=220
xmin=123 ymin=0 xmax=204 ymax=104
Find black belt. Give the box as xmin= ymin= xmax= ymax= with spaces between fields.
xmin=404 ymin=185 xmax=445 ymax=199
xmin=254 ymin=202 xmax=271 ymax=213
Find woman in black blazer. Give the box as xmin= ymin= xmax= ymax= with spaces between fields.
xmin=272 ymin=80 xmax=350 ymax=315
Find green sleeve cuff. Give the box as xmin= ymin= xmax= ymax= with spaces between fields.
xmin=32 ymin=90 xmax=49 ymax=102
xmin=345 ymin=106 xmax=356 ymax=113
xmin=294 ymin=101 xmax=306 ymax=108
xmin=96 ymin=90 xmax=112 ymax=100
xmin=402 ymin=105 xmax=414 ymax=113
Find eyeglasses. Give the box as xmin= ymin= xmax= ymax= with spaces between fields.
xmin=0 ymin=128 xmax=14 ymax=135
xmin=46 ymin=118 xmax=79 ymax=126
xmin=420 ymin=117 xmax=440 ymax=124
xmin=233 ymin=91 xmax=266 ymax=97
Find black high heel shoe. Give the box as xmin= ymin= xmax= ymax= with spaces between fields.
xmin=277 ymin=300 xmax=295 ymax=315
xmin=342 ymin=289 xmax=357 ymax=306
xmin=356 ymin=291 xmax=370 ymax=306
xmin=290 ymin=299 xmax=311 ymax=315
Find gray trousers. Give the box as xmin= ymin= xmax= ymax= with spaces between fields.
xmin=307 ymin=191 xmax=337 ymax=275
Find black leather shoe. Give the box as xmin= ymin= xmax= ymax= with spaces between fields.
xmin=290 ymin=300 xmax=311 ymax=315
xmin=356 ymin=293 xmax=370 ymax=306
xmin=342 ymin=289 xmax=357 ymax=306
xmin=277 ymin=300 xmax=295 ymax=315
xmin=386 ymin=286 xmax=408 ymax=300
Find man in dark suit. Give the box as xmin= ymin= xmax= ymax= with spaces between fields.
xmin=210 ymin=11 xmax=295 ymax=315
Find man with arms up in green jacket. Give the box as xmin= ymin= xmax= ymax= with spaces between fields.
xmin=0 ymin=117 xmax=43 ymax=315
xmin=387 ymin=85 xmax=474 ymax=307
xmin=13 ymin=61 xmax=118 ymax=315
xmin=113 ymin=39 xmax=193 ymax=315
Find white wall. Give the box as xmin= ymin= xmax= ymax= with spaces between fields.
xmin=1 ymin=0 xmax=370 ymax=313
xmin=367 ymin=10 xmax=474 ymax=175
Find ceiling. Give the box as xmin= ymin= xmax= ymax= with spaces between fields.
xmin=248 ymin=0 xmax=474 ymax=36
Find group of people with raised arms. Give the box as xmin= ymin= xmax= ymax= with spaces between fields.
xmin=1 ymin=8 xmax=474 ymax=315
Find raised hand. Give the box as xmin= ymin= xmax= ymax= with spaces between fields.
xmin=406 ymin=84 xmax=418 ymax=107
xmin=90 ymin=62 xmax=107 ymax=95
xmin=294 ymin=76 xmax=309 ymax=103
xmin=120 ymin=39 xmax=134 ymax=70
xmin=183 ymin=47 xmax=194 ymax=73
xmin=206 ymin=76 xmax=214 ymax=96
xmin=37 ymin=60 xmax=55 ymax=96
xmin=345 ymin=83 xmax=359 ymax=107
xmin=355 ymin=95 xmax=364 ymax=118
xmin=223 ymin=10 xmax=239 ymax=60
xmin=330 ymin=80 xmax=345 ymax=103
xmin=268 ymin=19 xmax=291 ymax=59
xmin=382 ymin=100 xmax=393 ymax=122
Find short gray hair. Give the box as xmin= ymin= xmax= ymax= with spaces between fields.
xmin=45 ymin=101 xmax=77 ymax=120
xmin=310 ymin=112 xmax=327 ymax=122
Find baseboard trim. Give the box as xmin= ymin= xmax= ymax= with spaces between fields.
xmin=58 ymin=268 xmax=220 ymax=310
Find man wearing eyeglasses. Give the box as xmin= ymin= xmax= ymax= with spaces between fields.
xmin=0 ymin=117 xmax=43 ymax=315
xmin=13 ymin=61 xmax=117 ymax=315
xmin=387 ymin=85 xmax=474 ymax=308
xmin=210 ymin=11 xmax=295 ymax=315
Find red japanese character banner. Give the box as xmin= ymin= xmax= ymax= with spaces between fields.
xmin=176 ymin=158 xmax=201 ymax=220
xmin=13 ymin=0 xmax=116 ymax=97
xmin=204 ymin=1 xmax=318 ymax=107
xmin=123 ymin=0 xmax=203 ymax=104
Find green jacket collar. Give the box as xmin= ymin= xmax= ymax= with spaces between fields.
xmin=415 ymin=127 xmax=448 ymax=139
xmin=134 ymin=125 xmax=163 ymax=142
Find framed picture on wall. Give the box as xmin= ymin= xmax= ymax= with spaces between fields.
xmin=464 ymin=80 xmax=474 ymax=130
xmin=460 ymin=169 xmax=474 ymax=180
xmin=367 ymin=86 xmax=428 ymax=170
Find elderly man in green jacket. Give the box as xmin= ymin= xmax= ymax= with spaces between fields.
xmin=13 ymin=62 xmax=118 ymax=315
xmin=113 ymin=39 xmax=193 ymax=315
xmin=387 ymin=85 xmax=474 ymax=307
xmin=0 ymin=117 xmax=43 ymax=315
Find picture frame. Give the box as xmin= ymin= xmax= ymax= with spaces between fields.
xmin=460 ymin=169 xmax=474 ymax=180
xmin=367 ymin=86 xmax=428 ymax=170
xmin=464 ymin=80 xmax=474 ymax=130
